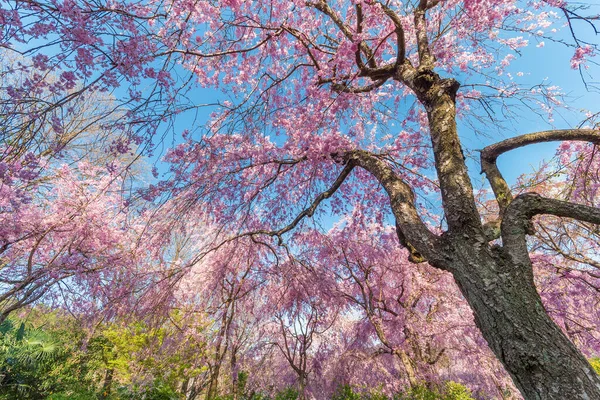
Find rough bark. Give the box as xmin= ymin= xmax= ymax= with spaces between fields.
xmin=350 ymin=72 xmax=600 ymax=398
xmin=397 ymin=349 xmax=419 ymax=387
xmin=410 ymin=81 xmax=600 ymax=398
xmin=269 ymin=4 xmax=600 ymax=397
xmin=445 ymin=235 xmax=600 ymax=400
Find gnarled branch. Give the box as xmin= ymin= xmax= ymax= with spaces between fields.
xmin=502 ymin=192 xmax=600 ymax=256
xmin=481 ymin=129 xmax=600 ymax=215
xmin=346 ymin=150 xmax=447 ymax=266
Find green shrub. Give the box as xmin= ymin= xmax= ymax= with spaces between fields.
xmin=331 ymin=385 xmax=362 ymax=400
xmin=48 ymin=389 xmax=98 ymax=400
xmin=590 ymin=357 xmax=600 ymax=375
xmin=394 ymin=384 xmax=440 ymax=400
xmin=442 ymin=382 xmax=474 ymax=400
xmin=112 ymin=379 xmax=182 ymax=400
xmin=394 ymin=382 xmax=474 ymax=400
xmin=274 ymin=387 xmax=299 ymax=400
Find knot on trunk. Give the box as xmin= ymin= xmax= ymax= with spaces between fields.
xmin=440 ymin=78 xmax=460 ymax=102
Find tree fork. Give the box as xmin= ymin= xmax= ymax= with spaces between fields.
xmin=422 ymin=92 xmax=600 ymax=399
xmin=392 ymin=67 xmax=600 ymax=398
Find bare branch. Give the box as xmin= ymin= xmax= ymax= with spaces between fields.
xmin=481 ymin=129 xmax=600 ymax=214
xmin=252 ymin=161 xmax=356 ymax=243
xmin=502 ymin=193 xmax=600 ymax=253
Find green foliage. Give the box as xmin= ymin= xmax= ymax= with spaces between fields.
xmin=441 ymin=382 xmax=474 ymax=400
xmin=394 ymin=385 xmax=439 ymax=400
xmin=274 ymin=387 xmax=299 ymax=400
xmin=590 ymin=357 xmax=600 ymax=375
xmin=0 ymin=314 xmax=92 ymax=399
xmin=48 ymin=389 xmax=98 ymax=400
xmin=329 ymin=382 xmax=474 ymax=400
xmin=237 ymin=370 xmax=250 ymax=396
xmin=395 ymin=382 xmax=475 ymax=400
xmin=112 ymin=379 xmax=183 ymax=400
xmin=0 ymin=308 xmax=479 ymax=400
xmin=331 ymin=385 xmax=362 ymax=400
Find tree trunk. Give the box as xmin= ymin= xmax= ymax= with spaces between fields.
xmin=357 ymin=133 xmax=600 ymax=399
xmin=99 ymin=368 xmax=114 ymax=400
xmin=298 ymin=372 xmax=308 ymax=400
xmin=205 ymin=364 xmax=221 ymax=400
xmin=231 ymin=350 xmax=238 ymax=400
xmin=446 ymin=239 xmax=600 ymax=400
xmin=414 ymin=72 xmax=600 ymax=400
xmin=397 ymin=349 xmax=419 ymax=387
xmin=206 ymin=298 xmax=233 ymax=400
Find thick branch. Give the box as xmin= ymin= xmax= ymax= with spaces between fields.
xmin=346 ymin=150 xmax=447 ymax=266
xmin=481 ymin=129 xmax=600 ymax=214
xmin=502 ymin=192 xmax=600 ymax=255
xmin=330 ymin=79 xmax=387 ymax=93
xmin=377 ymin=1 xmax=407 ymax=64
xmin=414 ymin=0 xmax=438 ymax=68
xmin=411 ymin=75 xmax=482 ymax=233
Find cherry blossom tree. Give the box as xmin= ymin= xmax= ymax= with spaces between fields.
xmin=0 ymin=158 xmax=144 ymax=323
xmin=2 ymin=0 xmax=600 ymax=398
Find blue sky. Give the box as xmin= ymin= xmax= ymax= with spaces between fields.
xmin=145 ymin=3 xmax=600 ymax=207
xmin=465 ymin=7 xmax=600 ymax=185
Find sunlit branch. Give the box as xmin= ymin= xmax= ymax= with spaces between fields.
xmin=414 ymin=0 xmax=438 ymax=68
xmin=481 ymin=129 xmax=600 ymax=214
xmin=502 ymin=193 xmax=600 ymax=253
xmin=346 ymin=150 xmax=447 ymax=266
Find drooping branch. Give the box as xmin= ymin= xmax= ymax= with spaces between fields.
xmin=283 ymin=26 xmax=324 ymax=71
xmin=251 ymin=161 xmax=356 ymax=244
xmin=248 ymin=150 xmax=445 ymax=264
xmin=481 ymin=129 xmax=600 ymax=214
